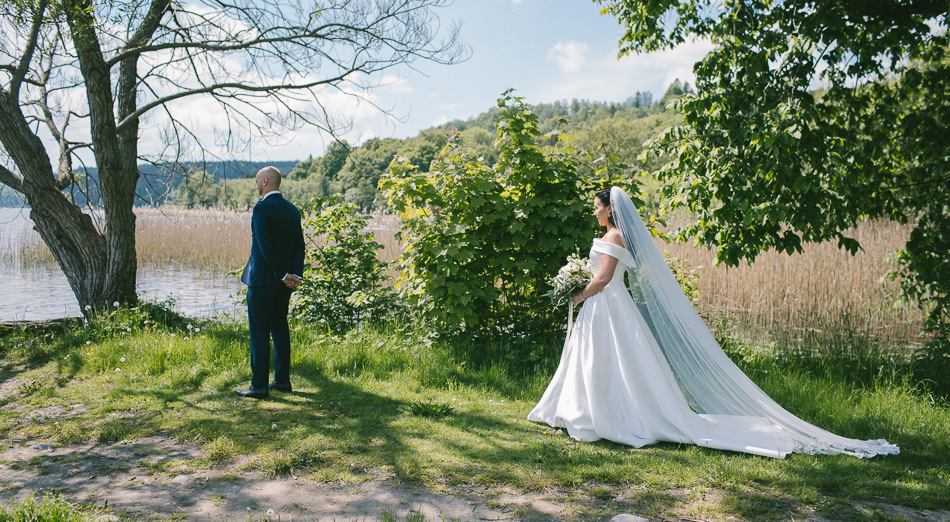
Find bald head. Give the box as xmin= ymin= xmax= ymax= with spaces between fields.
xmin=255 ymin=166 xmax=281 ymax=197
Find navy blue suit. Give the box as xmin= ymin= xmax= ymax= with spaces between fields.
xmin=241 ymin=192 xmax=305 ymax=389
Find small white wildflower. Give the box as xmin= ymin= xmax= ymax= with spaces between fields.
xmin=126 ymin=327 xmax=131 ymax=332
xmin=195 ymin=328 xmax=200 ymax=333
xmin=85 ymin=340 xmax=91 ymax=345
xmin=120 ymin=357 xmax=126 ymax=362
xmin=271 ymin=423 xmax=277 ymax=430
xmin=84 ymin=305 xmax=92 ymax=311
xmin=115 ymin=368 xmax=121 ymax=372
xmin=187 ymin=324 xmax=193 ymax=330
xmin=113 ymin=301 xmax=120 ymax=307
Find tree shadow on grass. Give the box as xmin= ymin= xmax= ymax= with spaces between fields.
xmin=13 ymin=368 xmax=950 ymax=520
xmin=89 ymin=373 xmax=573 ymax=518
xmin=17 ymin=317 xmax=945 ymax=520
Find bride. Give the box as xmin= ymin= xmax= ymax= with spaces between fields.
xmin=528 ymin=187 xmax=899 ymax=458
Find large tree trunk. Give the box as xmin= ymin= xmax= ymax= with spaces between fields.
xmin=61 ymin=0 xmax=138 ymax=312
xmin=0 ymin=0 xmax=171 ymax=317
xmin=0 ymin=91 xmax=116 ymax=314
xmin=0 ymin=0 xmax=141 ymax=317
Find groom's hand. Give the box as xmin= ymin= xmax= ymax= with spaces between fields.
xmin=282 ymin=273 xmax=302 ymax=290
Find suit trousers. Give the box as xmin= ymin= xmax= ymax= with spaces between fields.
xmin=247 ymin=285 xmax=292 ymax=389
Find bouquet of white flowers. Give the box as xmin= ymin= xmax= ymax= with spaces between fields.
xmin=547 ymin=253 xmax=593 ymax=308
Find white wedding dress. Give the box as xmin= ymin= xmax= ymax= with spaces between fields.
xmin=528 ymin=187 xmax=900 ymax=459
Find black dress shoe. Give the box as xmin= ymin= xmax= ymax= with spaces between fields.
xmin=268 ymin=380 xmax=292 ymax=393
xmin=234 ymin=386 xmax=269 ymax=398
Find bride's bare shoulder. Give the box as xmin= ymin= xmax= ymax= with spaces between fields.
xmin=601 ymin=229 xmax=624 ymax=247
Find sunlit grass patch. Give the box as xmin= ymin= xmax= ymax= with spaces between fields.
xmin=251 ymin=450 xmax=294 ymax=478
xmin=204 ymin=436 xmax=237 ymax=463
xmin=55 ymin=423 xmax=89 ymax=445
xmin=408 ymin=400 xmax=454 ymax=419
xmin=0 ymin=492 xmax=93 ymax=521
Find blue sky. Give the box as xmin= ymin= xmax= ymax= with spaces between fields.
xmin=261 ymin=0 xmax=713 ymax=161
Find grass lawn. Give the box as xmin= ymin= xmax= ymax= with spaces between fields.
xmin=1 ymin=305 xmax=948 ymax=521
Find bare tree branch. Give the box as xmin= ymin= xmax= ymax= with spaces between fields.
xmin=116 ymin=74 xmax=351 ymax=132
xmin=0 ymin=163 xmax=24 ymax=193
xmin=10 ymin=0 xmax=48 ymax=100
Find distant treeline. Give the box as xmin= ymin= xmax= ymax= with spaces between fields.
xmin=171 ymin=81 xmax=692 ymax=209
xmin=1 ymin=81 xmax=692 ymax=210
xmin=0 ymin=160 xmax=296 ymax=208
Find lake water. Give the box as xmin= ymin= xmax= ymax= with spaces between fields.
xmin=0 ymin=208 xmax=245 ymax=322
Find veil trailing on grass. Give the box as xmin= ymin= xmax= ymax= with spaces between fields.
xmin=609 ymin=186 xmax=899 ymax=458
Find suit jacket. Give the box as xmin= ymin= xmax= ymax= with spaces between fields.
xmin=241 ymin=192 xmax=305 ymax=288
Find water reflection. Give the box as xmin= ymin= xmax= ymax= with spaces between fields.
xmin=0 ymin=208 xmax=245 ymax=322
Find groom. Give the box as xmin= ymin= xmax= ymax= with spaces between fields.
xmin=235 ymin=166 xmax=305 ymax=399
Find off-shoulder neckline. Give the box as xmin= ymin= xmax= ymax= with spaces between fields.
xmin=593 ymin=238 xmax=627 ymax=249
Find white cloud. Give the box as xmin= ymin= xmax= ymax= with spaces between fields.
xmin=379 ymin=74 xmax=415 ymax=94
xmin=534 ymin=38 xmax=714 ymax=103
xmin=428 ymin=103 xmax=461 ymax=128
xmin=431 ymin=114 xmax=452 ymax=127
xmin=548 ymin=41 xmax=590 ymax=73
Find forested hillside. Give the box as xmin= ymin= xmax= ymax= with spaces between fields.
xmin=0 ymin=82 xmax=688 ymax=210
xmin=169 ymin=81 xmax=691 ymax=209
xmin=0 ymin=161 xmax=297 ymax=208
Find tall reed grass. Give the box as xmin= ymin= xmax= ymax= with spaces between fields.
xmin=2 ymin=207 xmax=402 ymax=274
xmin=5 ymin=206 xmax=926 ymax=349
xmin=1 ymin=227 xmax=56 ymax=266
xmin=367 ymin=211 xmax=402 ymax=264
xmin=661 ymin=218 xmax=925 ymax=348
xmin=135 ymin=207 xmax=249 ymax=270
xmin=137 ymin=207 xmax=403 ymax=269
xmin=2 ymin=207 xmax=251 ymax=270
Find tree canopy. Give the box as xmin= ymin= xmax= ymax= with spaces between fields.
xmin=597 ymin=0 xmax=949 ymax=329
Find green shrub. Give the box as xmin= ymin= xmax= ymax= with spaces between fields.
xmin=292 ymin=197 xmax=397 ymax=333
xmin=664 ymin=252 xmax=702 ymax=304
xmin=380 ymin=91 xmax=600 ymax=337
xmin=913 ymin=332 xmax=950 ymax=401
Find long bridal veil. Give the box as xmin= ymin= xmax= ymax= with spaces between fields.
xmin=609 ymin=186 xmax=899 ymax=458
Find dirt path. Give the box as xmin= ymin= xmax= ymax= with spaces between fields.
xmin=0 ymin=436 xmax=568 ymax=520
xmin=3 ymin=437 xmax=950 ymax=521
